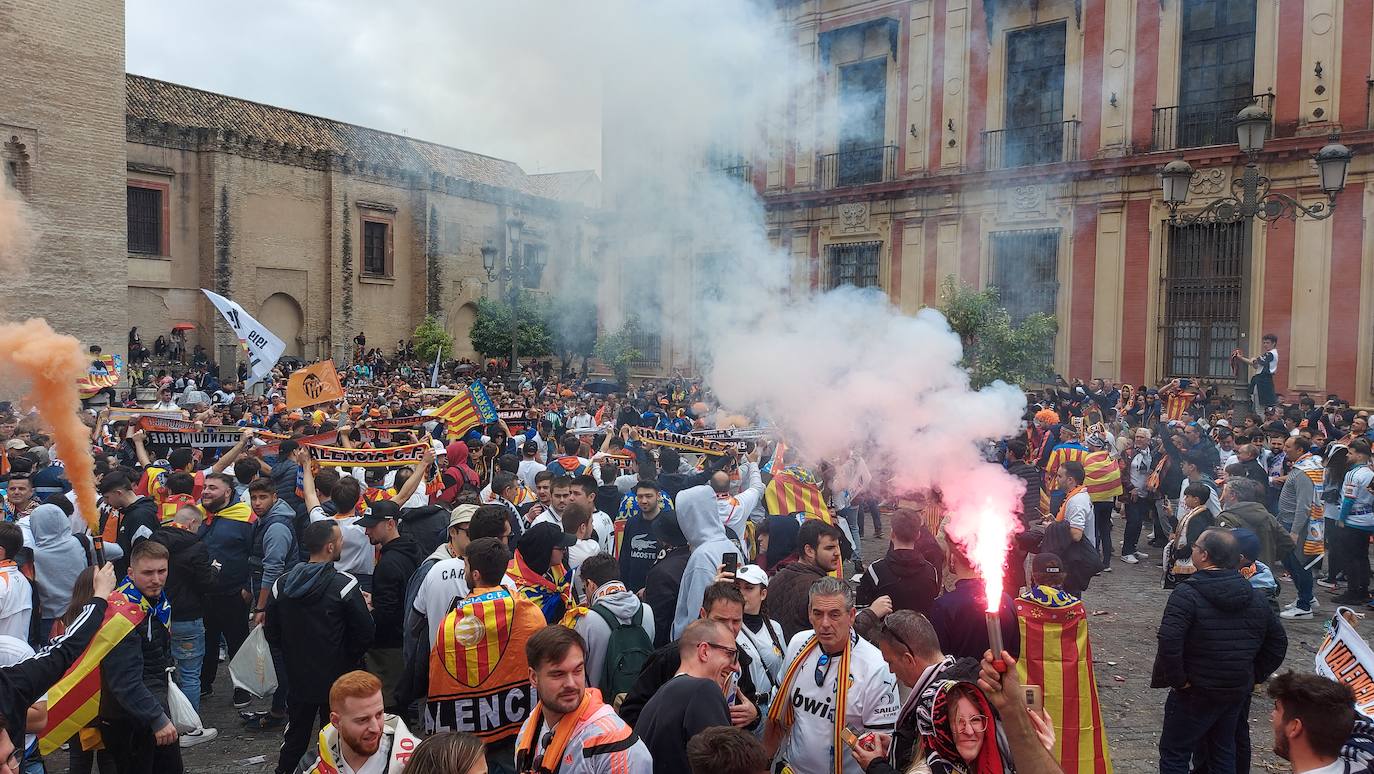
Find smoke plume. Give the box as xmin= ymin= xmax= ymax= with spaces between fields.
xmin=0 ymin=320 xmax=100 ymax=532
xmin=0 ymin=177 xmax=34 ymax=278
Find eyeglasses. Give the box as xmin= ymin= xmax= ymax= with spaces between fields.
xmin=814 ymin=651 xmax=833 ymax=687
xmin=954 ymin=715 xmax=988 ymax=734
xmin=880 ymin=619 xmax=913 ymax=656
xmin=705 ymin=642 xmax=738 ymax=663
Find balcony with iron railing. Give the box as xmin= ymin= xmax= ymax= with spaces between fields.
xmin=982 ymin=120 xmax=1081 ymax=170
xmin=1151 ymin=93 xmax=1275 ymax=152
xmin=717 ymin=161 xmax=752 ymax=184
xmin=816 ymin=144 xmax=899 ymax=189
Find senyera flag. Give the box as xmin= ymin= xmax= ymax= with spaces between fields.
xmin=1015 ymin=587 xmax=1113 ymax=774
xmin=202 ymin=288 xmax=286 ymax=386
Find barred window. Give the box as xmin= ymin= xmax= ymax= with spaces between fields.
xmin=1163 ymin=221 xmax=1245 ymax=380
xmin=127 ymin=186 xmax=162 ymax=254
xmin=363 ymin=221 xmax=389 ymax=275
xmin=826 ymin=241 xmax=881 ymax=290
xmin=989 ymin=229 xmax=1060 ymax=324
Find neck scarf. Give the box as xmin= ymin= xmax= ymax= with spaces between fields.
xmin=1055 ymin=485 xmax=1087 ymax=522
xmin=116 ymin=577 xmax=171 ymax=627
xmin=515 ymin=690 xmax=596 ymax=774
xmin=766 ymin=634 xmax=852 ymax=774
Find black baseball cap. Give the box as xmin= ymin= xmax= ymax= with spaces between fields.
xmin=357 ymin=500 xmax=401 ymax=527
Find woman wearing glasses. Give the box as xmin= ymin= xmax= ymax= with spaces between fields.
xmin=916 ymin=681 xmax=1010 ymax=774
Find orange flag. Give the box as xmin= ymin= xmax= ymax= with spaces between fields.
xmin=284 ymin=360 xmax=344 ymax=409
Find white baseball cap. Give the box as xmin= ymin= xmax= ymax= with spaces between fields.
xmin=736 ymin=564 xmax=769 ymax=586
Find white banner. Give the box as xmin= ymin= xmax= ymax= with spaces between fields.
xmin=202 ymin=289 xmax=285 ymax=386
xmin=1315 ymin=607 xmax=1374 ymax=718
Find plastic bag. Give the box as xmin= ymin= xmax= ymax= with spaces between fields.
xmin=167 ymin=674 xmax=202 ymax=734
xmin=229 ymin=624 xmax=278 ymax=698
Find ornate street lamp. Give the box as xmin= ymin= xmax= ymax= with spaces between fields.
xmin=1158 ymin=104 xmax=1354 ymax=411
xmin=482 ymin=219 xmax=537 ymax=379
xmin=1160 ymin=105 xmax=1352 ymax=225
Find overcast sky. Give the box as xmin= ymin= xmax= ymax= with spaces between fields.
xmin=125 ymin=1 xmax=606 ymax=174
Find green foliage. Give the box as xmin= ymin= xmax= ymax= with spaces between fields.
xmin=594 ymin=316 xmax=645 ymax=385
xmin=468 ymin=294 xmax=553 ymax=360
xmin=938 ymin=276 xmax=1058 ymax=389
xmin=412 ymin=314 xmax=452 ymax=363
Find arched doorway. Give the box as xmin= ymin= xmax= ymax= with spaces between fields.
xmin=258 ymin=293 xmax=304 ymax=358
xmin=450 ymin=302 xmax=478 ymax=360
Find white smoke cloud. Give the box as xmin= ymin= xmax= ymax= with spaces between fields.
xmin=130 ymin=0 xmax=1030 ymax=572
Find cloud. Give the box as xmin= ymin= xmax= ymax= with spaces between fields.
xmin=126 ymin=0 xmax=605 ymax=173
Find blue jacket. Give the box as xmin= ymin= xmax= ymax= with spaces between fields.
xmin=199 ymin=499 xmax=257 ymax=594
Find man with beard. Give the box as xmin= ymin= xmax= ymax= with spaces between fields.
xmin=768 ymin=520 xmax=842 ymax=640
xmin=1266 ymin=671 xmax=1356 ymax=774
xmin=514 ymin=626 xmax=652 ymax=774
xmin=266 ymin=520 xmax=375 ymax=774
xmin=618 ymin=479 xmax=672 ymax=594
xmin=196 ymin=471 xmax=258 ymax=708
xmin=306 ymin=671 xmax=419 ymax=774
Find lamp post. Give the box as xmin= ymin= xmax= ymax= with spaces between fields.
xmin=482 ymin=216 xmax=545 ymax=379
xmin=1158 ymin=104 xmax=1354 ymax=409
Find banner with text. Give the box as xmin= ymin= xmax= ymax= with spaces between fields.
xmin=1316 ymin=607 xmax=1374 ymax=718
xmin=305 ymin=442 xmax=428 ymax=468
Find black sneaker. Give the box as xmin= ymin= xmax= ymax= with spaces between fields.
xmin=233 ymin=688 xmax=253 ymax=709
xmin=200 ymin=685 xmax=214 ymax=699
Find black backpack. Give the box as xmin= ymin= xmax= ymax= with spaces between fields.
xmin=590 ymin=603 xmax=653 ymax=703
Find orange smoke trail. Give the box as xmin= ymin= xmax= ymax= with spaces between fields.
xmin=0 ymin=319 xmax=98 ymax=530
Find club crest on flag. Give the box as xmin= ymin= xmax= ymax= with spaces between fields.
xmin=438 ymin=592 xmax=516 ymax=687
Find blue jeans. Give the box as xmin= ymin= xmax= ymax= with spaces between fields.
xmin=170 ymin=619 xmax=205 ymax=712
xmin=1158 ymin=689 xmax=1246 ymax=774
xmin=838 ymin=507 xmax=861 ymax=559
xmin=1282 ymin=548 xmax=1315 ymax=609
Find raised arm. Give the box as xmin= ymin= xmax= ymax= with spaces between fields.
xmin=390 ymin=446 xmax=435 ymax=504
xmin=208 ymin=428 xmax=256 ymax=474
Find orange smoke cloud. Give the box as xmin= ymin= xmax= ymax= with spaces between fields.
xmin=0 ymin=319 xmax=98 ymax=530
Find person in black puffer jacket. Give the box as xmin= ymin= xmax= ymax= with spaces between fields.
xmin=149 ymin=506 xmax=217 ymax=714
xmin=1152 ymin=527 xmax=1287 ymax=774
xmin=857 ymin=508 xmax=941 ymax=617
xmin=399 ymin=503 xmax=450 ymax=558
xmin=265 ymin=520 xmax=374 ymax=774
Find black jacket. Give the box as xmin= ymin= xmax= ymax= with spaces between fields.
xmin=149 ymin=525 xmax=216 ymax=622
xmin=1 ymin=599 xmax=108 ymax=752
xmin=265 ymin=561 xmax=375 ymax=703
xmin=399 ymin=505 xmax=450 ymax=559
xmin=99 ymin=600 xmax=172 ymax=730
xmin=1151 ymin=568 xmax=1288 ymax=699
xmin=371 ymin=534 xmax=422 ymax=649
xmin=644 ymin=546 xmax=690 ymax=649
xmin=857 ymin=548 xmax=941 ymax=617
xmin=115 ymin=497 xmax=158 ymax=577
xmin=768 ymin=560 xmax=829 ymax=640
xmin=618 ymin=640 xmax=758 ymax=730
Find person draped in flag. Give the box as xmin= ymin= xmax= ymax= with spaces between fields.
xmin=1014 ymin=553 xmax=1112 ymax=774
xmin=306 ymin=670 xmax=419 ymax=774
xmin=764 ymin=577 xmax=899 ymax=774
xmin=1042 ymin=425 xmax=1088 ymax=518
xmin=508 ymin=523 xmax=575 ymax=625
xmin=514 ymin=625 xmax=652 ymax=774
xmin=426 ymin=538 xmax=544 ymax=770
xmin=95 ymin=539 xmax=184 ymax=773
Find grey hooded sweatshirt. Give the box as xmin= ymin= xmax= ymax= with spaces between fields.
xmin=574 ymin=583 xmax=655 ymax=691
xmin=672 ymin=482 xmax=746 ymax=639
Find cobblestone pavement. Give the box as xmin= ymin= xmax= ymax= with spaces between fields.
xmin=103 ymin=533 xmax=1359 ymax=773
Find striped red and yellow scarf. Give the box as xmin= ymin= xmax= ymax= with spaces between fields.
xmin=766 ymin=635 xmax=852 ymax=774
xmin=1055 ymin=486 xmax=1087 ymax=523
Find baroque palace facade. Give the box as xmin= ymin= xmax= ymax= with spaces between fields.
xmin=3 ymin=0 xmax=597 ymax=369
xmin=634 ymin=0 xmax=1374 ymax=400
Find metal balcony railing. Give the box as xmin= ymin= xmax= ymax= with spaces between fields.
xmin=982 ymin=120 xmax=1080 ymax=169
xmin=1151 ymin=93 xmax=1275 ymax=152
xmin=816 ymin=144 xmax=898 ymax=189
xmin=717 ymin=162 xmax=752 ymax=184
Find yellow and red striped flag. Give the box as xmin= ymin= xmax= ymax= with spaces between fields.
xmin=1015 ymin=588 xmax=1114 ymax=774
xmin=764 ymin=468 xmax=832 ymax=523
xmin=39 ymin=597 xmax=146 ymax=755
xmin=1083 ymin=450 xmax=1123 ymax=502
